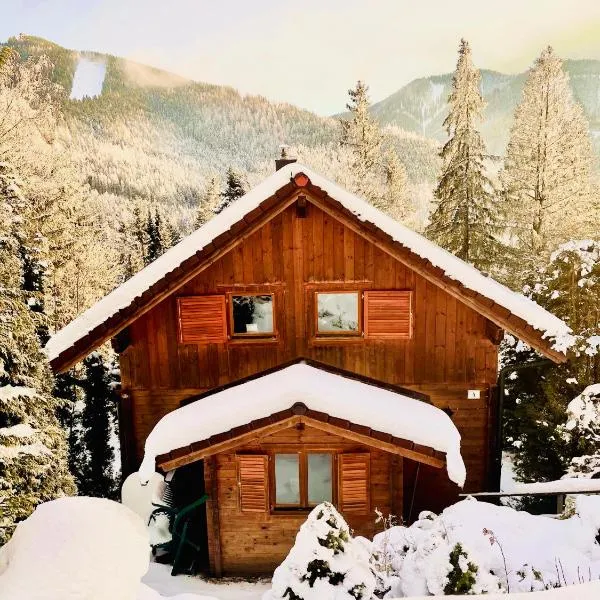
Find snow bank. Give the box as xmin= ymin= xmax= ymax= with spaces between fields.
xmin=372 ymin=497 xmax=600 ymax=597
xmin=0 ymin=497 xmax=149 ymax=600
xmin=138 ymin=362 xmax=466 ymax=486
xmin=507 ymin=478 xmax=600 ymax=494
xmin=45 ymin=163 xmax=570 ymax=364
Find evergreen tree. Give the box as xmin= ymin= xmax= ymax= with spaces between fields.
xmin=502 ymin=240 xmax=600 ymax=508
xmin=340 ymin=81 xmax=384 ymax=205
xmin=0 ymin=162 xmax=75 ymax=543
xmin=383 ymin=148 xmax=409 ymax=221
xmin=502 ymin=47 xmax=595 ymax=271
xmin=78 ymin=353 xmax=119 ymax=499
xmin=425 ymin=39 xmax=507 ymax=273
xmin=214 ymin=168 xmax=246 ymax=214
xmin=195 ymin=176 xmax=221 ymax=228
xmin=145 ymin=209 xmax=164 ymax=264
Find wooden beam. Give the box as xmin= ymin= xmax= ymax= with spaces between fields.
xmin=51 ymin=190 xmax=304 ymax=372
xmin=158 ymin=413 xmax=446 ymax=472
xmin=158 ymin=417 xmax=303 ymax=471
xmin=302 ymin=417 xmax=445 ymax=468
xmin=305 ymin=193 xmax=566 ymax=364
xmin=205 ymin=457 xmax=222 ymax=577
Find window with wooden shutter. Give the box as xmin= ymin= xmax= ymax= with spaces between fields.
xmin=177 ymin=296 xmax=227 ymax=344
xmin=338 ymin=453 xmax=370 ymax=515
xmin=364 ymin=290 xmax=412 ymax=339
xmin=237 ymin=454 xmax=268 ymax=513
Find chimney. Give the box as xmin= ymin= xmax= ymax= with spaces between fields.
xmin=275 ymin=145 xmax=297 ymax=171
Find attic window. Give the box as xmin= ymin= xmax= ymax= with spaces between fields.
xmin=316 ymin=292 xmax=360 ymax=335
xmin=230 ymin=294 xmax=274 ymax=336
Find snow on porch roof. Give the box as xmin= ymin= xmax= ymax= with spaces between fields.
xmin=45 ymin=163 xmax=571 ymax=366
xmin=138 ymin=362 xmax=467 ymax=487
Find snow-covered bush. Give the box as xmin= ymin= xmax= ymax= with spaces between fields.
xmin=264 ymin=502 xmax=376 ymax=600
xmin=371 ymin=497 xmax=600 ymax=596
xmin=0 ymin=496 xmax=149 ymax=600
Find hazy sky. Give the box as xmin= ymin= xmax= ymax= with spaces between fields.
xmin=3 ymin=0 xmax=600 ymax=114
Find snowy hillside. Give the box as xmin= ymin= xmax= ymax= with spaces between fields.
xmin=371 ymin=61 xmax=600 ymax=156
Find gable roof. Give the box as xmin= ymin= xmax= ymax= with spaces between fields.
xmin=139 ymin=361 xmax=466 ymax=486
xmin=46 ymin=163 xmax=572 ymax=371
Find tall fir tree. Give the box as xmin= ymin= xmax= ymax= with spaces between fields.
xmin=0 ymin=162 xmax=75 ymax=543
xmin=78 ymin=353 xmax=119 ymax=499
xmin=502 ymin=47 xmax=596 ymax=271
xmin=214 ymin=168 xmax=246 ymax=214
xmin=195 ymin=176 xmax=221 ymax=228
xmin=340 ymin=81 xmax=385 ymax=205
xmin=425 ymin=39 xmax=507 ymax=273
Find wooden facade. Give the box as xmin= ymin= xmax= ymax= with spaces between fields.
xmin=48 ymin=168 xmax=566 ymax=576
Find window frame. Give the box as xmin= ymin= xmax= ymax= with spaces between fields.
xmin=227 ymin=292 xmax=277 ymax=339
xmin=314 ymin=290 xmax=362 ymax=338
xmin=270 ymin=450 xmax=336 ymax=512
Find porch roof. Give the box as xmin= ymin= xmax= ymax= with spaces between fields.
xmin=139 ymin=361 xmax=466 ymax=487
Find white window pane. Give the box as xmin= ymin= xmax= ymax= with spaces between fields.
xmin=275 ymin=454 xmax=300 ymax=504
xmin=232 ymin=295 xmax=273 ymax=334
xmin=317 ymin=293 xmax=359 ymax=332
xmin=308 ymin=453 xmax=332 ymax=504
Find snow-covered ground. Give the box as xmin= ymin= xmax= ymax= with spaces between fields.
xmin=70 ymin=57 xmax=106 ymax=100
xmin=141 ymin=563 xmax=269 ymax=600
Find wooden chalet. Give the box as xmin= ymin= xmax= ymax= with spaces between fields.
xmin=46 ymin=161 xmax=570 ymax=576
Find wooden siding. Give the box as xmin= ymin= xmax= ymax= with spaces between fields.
xmin=119 ymin=199 xmax=499 ymax=508
xmin=205 ymin=424 xmax=398 ymax=576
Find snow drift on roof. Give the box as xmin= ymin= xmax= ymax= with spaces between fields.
xmin=138 ymin=363 xmax=466 ymax=486
xmin=45 ymin=163 xmax=572 ymax=363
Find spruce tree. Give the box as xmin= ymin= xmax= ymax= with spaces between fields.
xmin=340 ymin=81 xmax=384 ymax=205
xmin=195 ymin=176 xmax=221 ymax=227
xmin=425 ymin=39 xmax=506 ymax=273
xmin=502 ymin=47 xmax=595 ymax=270
xmin=0 ymin=162 xmax=75 ymax=543
xmin=383 ymin=148 xmax=409 ymax=221
xmin=145 ymin=209 xmax=164 ymax=264
xmin=79 ymin=353 xmax=119 ymax=499
xmin=214 ymin=168 xmax=246 ymax=214
xmin=503 ymin=240 xmax=600 ymax=507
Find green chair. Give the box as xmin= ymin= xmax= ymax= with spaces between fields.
xmin=148 ymin=493 xmax=209 ymax=576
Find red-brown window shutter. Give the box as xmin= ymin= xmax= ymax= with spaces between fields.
xmin=237 ymin=454 xmax=269 ymax=513
xmin=364 ymin=290 xmax=412 ymax=339
xmin=177 ymin=296 xmax=227 ymax=344
xmin=338 ymin=453 xmax=370 ymax=515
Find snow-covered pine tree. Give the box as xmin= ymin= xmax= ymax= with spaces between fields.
xmin=383 ymin=148 xmax=409 ymax=221
xmin=145 ymin=209 xmax=165 ymax=264
xmin=502 ymin=240 xmax=600 ymax=505
xmin=0 ymin=162 xmax=75 ymax=543
xmin=214 ymin=167 xmax=246 ymax=214
xmin=266 ymin=502 xmax=375 ymax=600
xmin=79 ymin=352 xmax=119 ymax=499
xmin=502 ymin=47 xmax=596 ymax=273
xmin=340 ymin=81 xmax=385 ymax=206
xmin=425 ymin=39 xmax=507 ymax=274
xmin=195 ymin=176 xmax=221 ymax=228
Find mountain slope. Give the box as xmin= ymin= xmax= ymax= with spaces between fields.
xmin=372 ymin=60 xmax=600 ymax=156
xmin=5 ymin=35 xmax=439 ymax=219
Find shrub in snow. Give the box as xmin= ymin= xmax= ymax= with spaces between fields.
xmin=264 ymin=502 xmax=375 ymax=600
xmin=371 ymin=497 xmax=600 ymax=596
xmin=0 ymin=496 xmax=149 ymax=600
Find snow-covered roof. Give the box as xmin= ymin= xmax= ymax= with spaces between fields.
xmin=45 ymin=163 xmax=571 ymax=365
xmin=138 ymin=362 xmax=466 ymax=486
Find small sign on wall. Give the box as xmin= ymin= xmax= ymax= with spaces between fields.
xmin=467 ymin=389 xmax=481 ymax=400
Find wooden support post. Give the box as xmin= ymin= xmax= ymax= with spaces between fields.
xmin=204 ymin=457 xmax=223 ymax=577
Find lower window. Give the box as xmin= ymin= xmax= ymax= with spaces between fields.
xmin=273 ymin=452 xmax=333 ymax=509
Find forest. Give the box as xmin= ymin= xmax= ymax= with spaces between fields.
xmin=0 ymin=31 xmax=600 ymax=544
